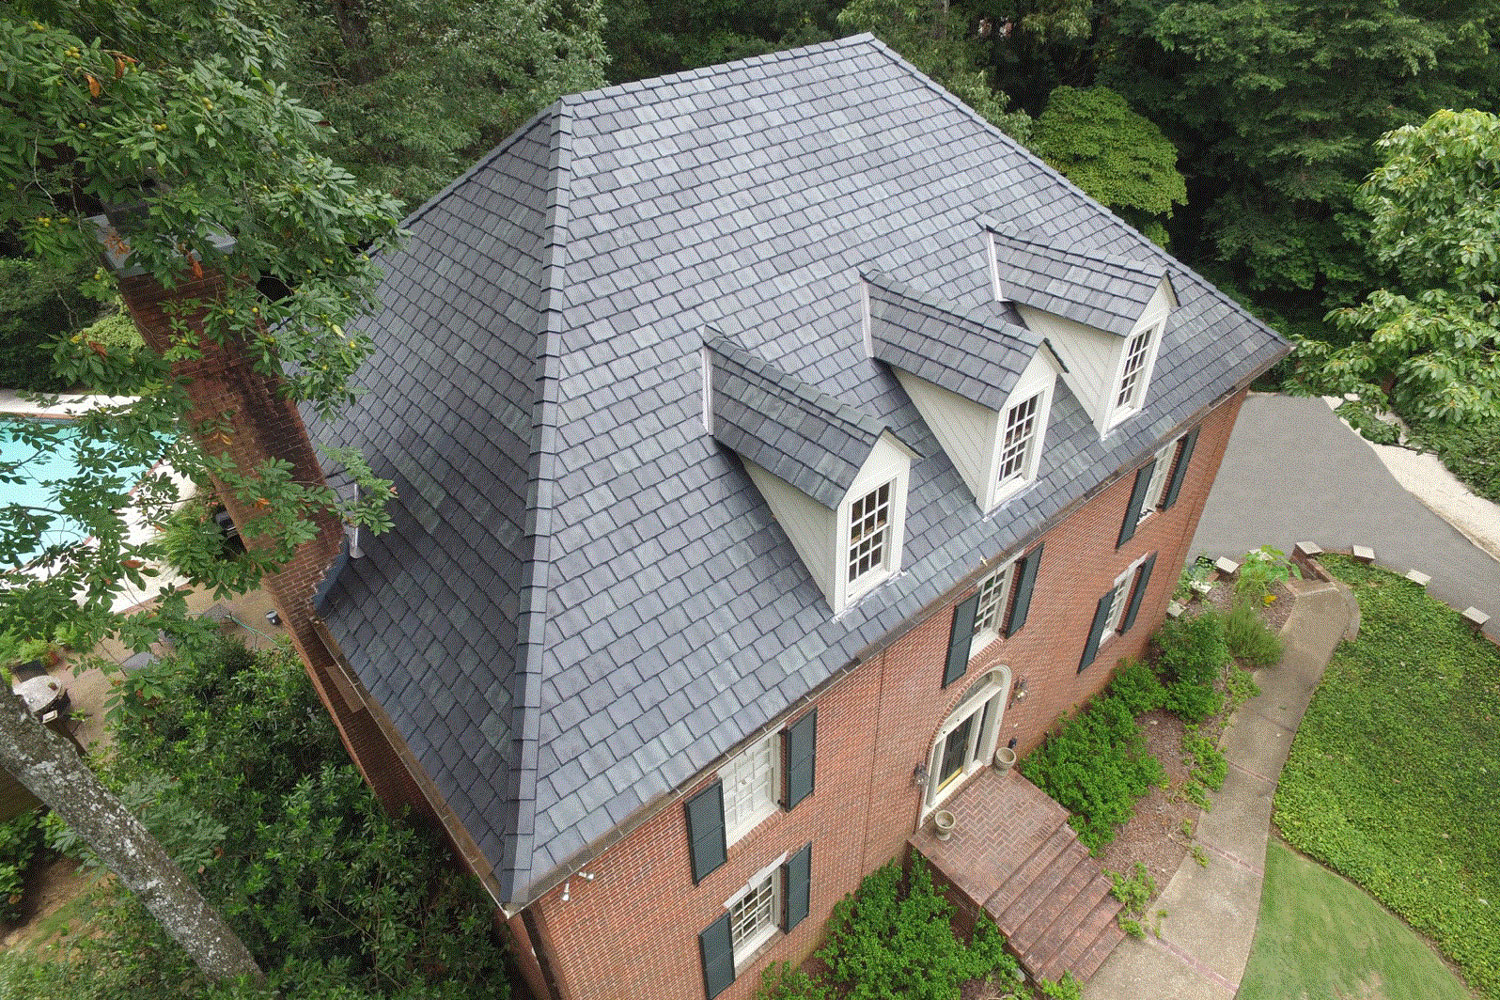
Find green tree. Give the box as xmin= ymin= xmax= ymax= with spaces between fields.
xmin=1101 ymin=0 xmax=1500 ymax=332
xmin=269 ymin=0 xmax=609 ymax=207
xmin=0 ymin=248 xmax=103 ymax=391
xmin=1 ymin=0 xmax=402 ymax=980
xmin=1030 ymin=84 xmax=1185 ymax=245
xmin=838 ymin=0 xmax=1033 ymax=141
xmin=1295 ymin=109 xmax=1500 ymax=425
xmin=600 ymin=0 xmax=839 ymax=85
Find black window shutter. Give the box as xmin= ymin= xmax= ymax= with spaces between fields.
xmin=944 ymin=593 xmax=981 ymax=687
xmin=1079 ymin=591 xmax=1114 ymax=673
xmin=1117 ymin=459 xmax=1156 ymax=548
xmin=1004 ymin=542 xmax=1044 ymax=637
xmin=1161 ymin=428 xmax=1200 ymax=510
xmin=1119 ymin=553 xmax=1157 ymax=634
xmin=686 ymin=782 xmax=727 ymax=884
xmin=783 ymin=843 xmax=812 ymax=932
xmin=699 ymin=913 xmax=735 ymax=999
xmin=784 ymin=709 xmax=817 ymax=810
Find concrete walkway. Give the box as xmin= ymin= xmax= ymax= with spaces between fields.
xmin=1191 ymin=394 xmax=1500 ymax=640
xmin=1083 ymin=581 xmax=1354 ymax=1000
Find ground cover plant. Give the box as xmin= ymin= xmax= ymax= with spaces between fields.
xmin=0 ymin=638 xmax=512 ymax=1000
xmin=1238 ymin=841 xmax=1473 ymax=1000
xmin=0 ymin=809 xmax=47 ymax=924
xmin=757 ymin=856 xmax=1022 ymax=1000
xmin=1275 ymin=555 xmax=1500 ymax=999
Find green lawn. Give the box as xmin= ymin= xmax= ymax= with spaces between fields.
xmin=1239 ymin=840 xmax=1473 ymax=1000
xmin=1274 ymin=556 xmax=1500 ymax=998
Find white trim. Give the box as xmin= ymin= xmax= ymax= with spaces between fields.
xmin=1135 ymin=438 xmax=1178 ymax=525
xmin=1101 ymin=553 xmax=1152 ymax=645
xmin=986 ymin=353 xmax=1057 ymax=511
xmin=834 ymin=434 xmax=911 ymax=611
xmin=700 ymin=345 xmax=713 ymax=435
xmin=969 ymin=559 xmax=1017 ymax=658
xmin=722 ymin=731 xmax=779 ymax=846
xmin=861 ymin=280 xmax=874 ymax=359
xmin=723 ymin=851 xmax=791 ymax=910
xmin=988 ymin=229 xmax=1005 ymax=302
xmin=726 ymin=861 xmax=784 ymax=969
xmin=922 ymin=668 xmax=1013 ymax=817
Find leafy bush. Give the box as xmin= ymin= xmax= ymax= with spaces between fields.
xmin=0 ymin=253 xmax=101 ymax=392
xmin=1182 ymin=726 xmax=1227 ymax=792
xmin=1225 ymin=598 xmax=1284 ymax=666
xmin=1039 ymin=971 xmax=1083 ymax=999
xmin=1021 ymin=696 xmax=1165 ymax=853
xmin=1107 ymin=658 xmax=1166 ymax=715
xmin=0 ymin=810 xmax=46 ymax=923
xmin=757 ymin=962 xmax=834 ymax=1000
xmin=1226 ymin=665 xmax=1261 ymax=712
xmin=818 ymin=858 xmax=1020 ymax=1000
xmin=1154 ymin=611 xmax=1230 ymax=686
xmin=1107 ymin=862 xmax=1157 ymax=938
xmin=1407 ymin=413 xmax=1500 ymax=506
xmin=42 ymin=639 xmax=512 ymax=1000
xmin=1236 ymin=545 xmax=1293 ymax=599
xmin=1163 ymin=678 xmax=1224 ymax=724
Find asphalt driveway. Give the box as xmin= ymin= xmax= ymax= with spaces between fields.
xmin=1191 ymin=394 xmax=1500 ymax=639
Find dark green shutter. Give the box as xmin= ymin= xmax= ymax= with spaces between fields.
xmin=1119 ymin=554 xmax=1157 ymax=634
xmin=1117 ymin=459 xmax=1156 ymax=547
xmin=944 ymin=592 xmax=981 ymax=687
xmin=699 ymin=913 xmax=735 ymax=999
xmin=686 ymin=782 xmax=727 ymax=884
xmin=783 ymin=843 xmax=811 ymax=932
xmin=1004 ymin=542 xmax=1044 ymax=637
xmin=1079 ymin=592 xmax=1114 ymax=673
xmin=1161 ymin=428 xmax=1200 ymax=511
xmin=784 ymin=709 xmax=817 ymax=809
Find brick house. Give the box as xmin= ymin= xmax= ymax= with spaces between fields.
xmin=119 ymin=33 xmax=1286 ymax=1000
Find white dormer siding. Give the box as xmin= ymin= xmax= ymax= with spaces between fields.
xmin=743 ymin=432 xmax=912 ymax=614
xmin=890 ymin=350 xmax=1057 ymax=514
xmin=1015 ymin=276 xmax=1174 ymax=436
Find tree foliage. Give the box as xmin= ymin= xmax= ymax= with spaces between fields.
xmin=268 ymin=0 xmax=609 ymax=208
xmin=1295 ymin=109 xmax=1500 ymax=424
xmin=1030 ymin=84 xmax=1185 ymax=245
xmin=599 ymin=0 xmax=839 ymax=86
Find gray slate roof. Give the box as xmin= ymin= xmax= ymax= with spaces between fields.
xmin=707 ymin=333 xmax=894 ymax=509
xmin=987 ymin=220 xmax=1170 ymax=336
xmin=865 ymin=270 xmax=1043 ymax=411
xmin=310 ymin=34 xmax=1287 ymax=906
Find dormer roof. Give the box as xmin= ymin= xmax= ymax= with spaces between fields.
xmin=864 ymin=270 xmax=1053 ymax=411
xmin=706 ymin=333 xmax=907 ymax=509
xmin=986 ymin=220 xmax=1174 ymax=336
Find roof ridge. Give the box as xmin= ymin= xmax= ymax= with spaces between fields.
xmin=705 ymin=330 xmax=885 ymax=443
xmin=862 ymin=269 xmax=1033 ymax=342
xmin=402 ymin=104 xmax=560 ymax=229
xmin=981 ymin=218 xmax=1166 ymax=279
xmin=562 ymin=33 xmax=878 ymax=110
xmin=501 ymin=101 xmax=576 ymax=902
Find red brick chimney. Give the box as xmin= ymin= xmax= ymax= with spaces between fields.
xmin=108 ymin=244 xmax=429 ymax=826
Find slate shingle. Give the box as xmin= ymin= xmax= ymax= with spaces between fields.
xmin=310 ymin=34 xmax=1287 ymax=906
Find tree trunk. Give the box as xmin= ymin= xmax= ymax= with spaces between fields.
xmin=0 ymin=686 xmax=264 ymax=984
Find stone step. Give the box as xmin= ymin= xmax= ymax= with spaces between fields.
xmin=1007 ymin=849 xmax=1097 ymax=954
xmin=1023 ymin=873 xmax=1117 ymax=977
xmin=995 ymin=838 xmax=1090 ymax=932
xmin=1039 ymin=892 xmax=1126 ymax=984
xmin=986 ymin=821 xmax=1077 ymax=924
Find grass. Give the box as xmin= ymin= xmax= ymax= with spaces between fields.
xmin=1239 ymin=840 xmax=1474 ymax=1000
xmin=1274 ymin=555 xmax=1500 ymax=998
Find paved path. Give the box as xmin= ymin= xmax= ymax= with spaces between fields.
xmin=1083 ymin=582 xmax=1353 ymax=1000
xmin=1192 ymin=394 xmax=1500 ymax=639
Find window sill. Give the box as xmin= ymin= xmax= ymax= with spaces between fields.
xmin=968 ymin=630 xmax=1001 ymax=661
xmin=734 ymin=929 xmax=783 ymax=975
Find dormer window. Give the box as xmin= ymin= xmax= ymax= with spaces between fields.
xmin=1116 ymin=323 xmax=1157 ymax=410
xmin=997 ymin=392 xmax=1043 ymax=488
xmin=847 ymin=481 xmax=894 ymax=587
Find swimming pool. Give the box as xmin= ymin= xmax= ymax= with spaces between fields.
xmin=0 ymin=417 xmax=164 ymax=569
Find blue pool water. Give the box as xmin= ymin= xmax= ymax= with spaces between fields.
xmin=0 ymin=417 xmax=162 ymax=569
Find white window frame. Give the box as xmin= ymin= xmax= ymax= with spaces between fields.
xmin=988 ymin=356 xmax=1058 ymax=511
xmin=1102 ymin=554 xmax=1151 ymax=646
xmin=923 ymin=669 xmax=1013 ymax=816
xmin=725 ymin=852 xmax=787 ymax=969
xmin=969 ymin=560 xmax=1018 ymax=659
xmin=996 ymin=391 xmax=1043 ymax=488
xmin=1107 ymin=317 xmax=1165 ymax=428
xmin=846 ymin=479 xmax=894 ymax=591
xmin=1135 ymin=438 xmax=1177 ymax=526
xmin=722 ymin=732 xmax=779 ymax=846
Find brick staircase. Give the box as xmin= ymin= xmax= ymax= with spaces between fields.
xmin=909 ymin=768 xmax=1124 ymax=986
xmin=982 ymin=813 xmax=1124 ymax=983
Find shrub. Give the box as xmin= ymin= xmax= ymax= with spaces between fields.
xmin=1039 ymin=971 xmax=1083 ymax=1000
xmin=1021 ymin=696 xmax=1165 ymax=853
xmin=1164 ymin=679 xmax=1224 ymax=723
xmin=1224 ymin=598 xmax=1284 ymax=666
xmin=819 ymin=858 xmax=1020 ymax=1000
xmin=1153 ymin=611 xmax=1230 ymax=686
xmin=757 ymin=962 xmax=834 ymax=1000
xmin=1108 ymin=658 xmax=1166 ymax=715
xmin=1235 ymin=545 xmax=1293 ymax=599
xmin=1107 ymin=862 xmax=1157 ymax=937
xmin=0 ymin=253 xmax=100 ymax=392
xmin=1183 ymin=726 xmax=1227 ymax=792
xmin=0 ymin=810 xmax=46 ymax=924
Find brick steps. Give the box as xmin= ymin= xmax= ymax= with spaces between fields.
xmin=983 ymin=813 xmax=1124 ymax=986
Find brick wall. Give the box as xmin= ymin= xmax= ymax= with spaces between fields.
xmin=520 ymin=390 xmax=1245 ymax=1000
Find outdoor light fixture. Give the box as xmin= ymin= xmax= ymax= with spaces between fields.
xmin=912 ymin=763 xmax=929 ymax=787
xmin=1012 ymin=678 xmax=1028 ymax=703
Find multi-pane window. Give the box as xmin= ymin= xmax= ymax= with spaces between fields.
xmin=847 ymin=481 xmax=893 ymax=584
xmin=1136 ymin=441 xmax=1176 ymax=525
xmin=970 ymin=562 xmax=1015 ymax=655
xmin=997 ymin=392 xmax=1042 ymax=485
xmin=1116 ymin=324 xmax=1156 ymax=410
xmin=729 ymin=870 xmax=780 ymax=965
xmin=723 ymin=733 xmax=778 ymax=845
xmin=1104 ymin=574 xmax=1133 ymax=634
